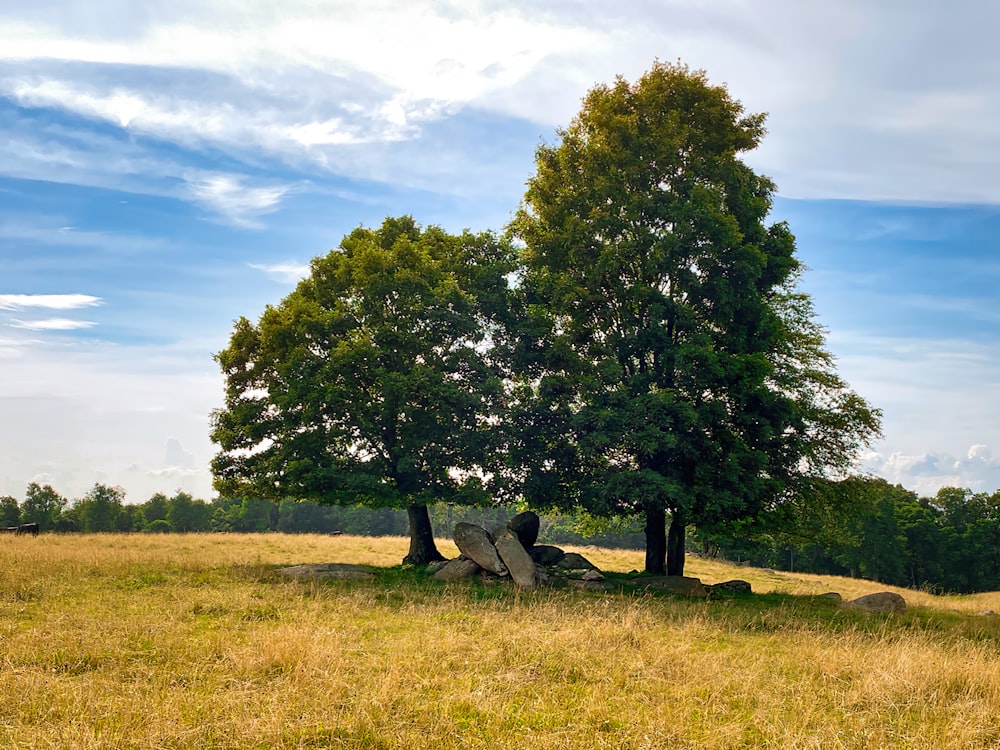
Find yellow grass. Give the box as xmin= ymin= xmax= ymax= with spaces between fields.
xmin=1 ymin=533 xmax=999 ymax=749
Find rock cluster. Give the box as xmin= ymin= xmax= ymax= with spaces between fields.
xmin=430 ymin=511 xmax=752 ymax=597
xmin=430 ymin=511 xmax=605 ymax=589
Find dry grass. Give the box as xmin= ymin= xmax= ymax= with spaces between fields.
xmin=1 ymin=533 xmax=998 ymax=749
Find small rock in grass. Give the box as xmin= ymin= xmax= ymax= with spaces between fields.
xmin=844 ymin=591 xmax=906 ymax=614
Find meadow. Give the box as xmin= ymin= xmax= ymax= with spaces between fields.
xmin=1 ymin=533 xmax=999 ymax=749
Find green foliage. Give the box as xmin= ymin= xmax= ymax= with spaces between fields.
xmin=74 ymin=483 xmax=127 ymax=533
xmin=0 ymin=495 xmax=19 ymax=527
xmin=210 ymin=216 xmax=516 ymax=562
xmin=20 ymin=482 xmax=67 ymax=531
xmin=165 ymin=492 xmax=212 ymax=532
xmin=507 ymin=61 xmax=881 ymax=574
xmin=696 ymin=477 xmax=1000 ymax=593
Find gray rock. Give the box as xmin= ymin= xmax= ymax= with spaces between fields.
xmin=818 ymin=592 xmax=843 ymax=602
xmin=453 ymin=522 xmax=508 ymax=576
xmin=581 ymin=569 xmax=605 ymax=582
xmin=534 ymin=564 xmax=551 ymax=587
xmin=506 ymin=511 xmax=540 ymax=549
xmin=433 ymin=557 xmax=482 ymax=581
xmin=495 ymin=530 xmax=537 ymax=588
xmin=555 ymin=552 xmax=598 ymax=570
xmin=711 ymin=579 xmax=752 ymax=594
xmin=278 ymin=563 xmax=375 ymax=580
xmin=528 ymin=545 xmax=565 ymax=565
xmin=566 ymin=579 xmax=609 ymax=591
xmin=979 ymin=610 xmax=996 ymax=617
xmin=844 ymin=591 xmax=906 ymax=613
xmin=424 ymin=559 xmax=450 ymax=574
xmin=632 ymin=576 xmax=710 ymax=598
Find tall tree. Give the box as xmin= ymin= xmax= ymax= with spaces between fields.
xmin=510 ymin=62 xmax=881 ymax=575
xmin=211 ymin=216 xmax=514 ymax=564
xmin=0 ymin=495 xmax=19 ymax=527
xmin=20 ymin=482 xmax=67 ymax=531
xmin=75 ymin=483 xmax=126 ymax=533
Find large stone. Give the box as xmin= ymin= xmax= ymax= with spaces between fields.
xmin=433 ymin=557 xmax=482 ymax=581
xmin=528 ymin=545 xmax=565 ymax=566
xmin=506 ymin=511 xmax=540 ymax=549
xmin=633 ymin=576 xmax=710 ymax=598
xmin=555 ymin=552 xmax=598 ymax=571
xmin=453 ymin=523 xmax=508 ymax=576
xmin=711 ymin=579 xmax=752 ymax=595
xmin=495 ymin=530 xmax=537 ymax=588
xmin=844 ymin=591 xmax=906 ymax=613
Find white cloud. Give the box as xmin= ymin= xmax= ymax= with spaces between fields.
xmin=248 ymin=262 xmax=310 ymax=284
xmin=0 ymin=294 xmax=101 ymax=310
xmin=184 ymin=173 xmax=295 ymax=227
xmin=9 ymin=318 xmax=97 ymax=330
xmin=862 ymin=445 xmax=1000 ymax=496
xmin=163 ymin=437 xmax=196 ymax=469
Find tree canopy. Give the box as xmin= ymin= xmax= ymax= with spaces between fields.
xmin=211 ymin=216 xmax=515 ymax=564
xmin=508 ymin=61 xmax=882 ymax=575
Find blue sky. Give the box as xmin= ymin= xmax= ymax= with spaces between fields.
xmin=2 ymin=0 xmax=1000 ymax=502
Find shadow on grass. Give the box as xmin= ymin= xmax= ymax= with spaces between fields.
xmin=272 ymin=562 xmax=1000 ymax=645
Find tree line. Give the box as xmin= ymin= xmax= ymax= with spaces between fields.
xmin=0 ymin=481 xmax=580 ymax=538
xmin=693 ymin=476 xmax=1000 ymax=595
xmin=6 ymin=476 xmax=1000 ymax=593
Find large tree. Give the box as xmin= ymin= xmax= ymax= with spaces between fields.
xmin=20 ymin=482 xmax=67 ymax=531
xmin=509 ymin=62 xmax=881 ymax=576
xmin=211 ymin=216 xmax=514 ymax=564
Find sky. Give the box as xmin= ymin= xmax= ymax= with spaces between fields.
xmin=3 ymin=0 xmax=1000 ymax=503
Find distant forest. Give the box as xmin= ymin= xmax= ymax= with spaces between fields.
xmin=3 ymin=476 xmax=1000 ymax=594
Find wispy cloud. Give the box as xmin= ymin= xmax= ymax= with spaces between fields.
xmin=184 ymin=173 xmax=295 ymax=228
xmin=0 ymin=294 xmax=101 ymax=310
xmin=248 ymin=262 xmax=310 ymax=284
xmin=10 ymin=318 xmax=97 ymax=330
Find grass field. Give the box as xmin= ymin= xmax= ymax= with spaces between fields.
xmin=1 ymin=533 xmax=999 ymax=749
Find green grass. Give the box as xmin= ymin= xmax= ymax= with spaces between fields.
xmin=1 ymin=533 xmax=998 ymax=748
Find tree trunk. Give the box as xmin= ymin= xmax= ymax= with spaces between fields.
xmin=403 ymin=504 xmax=445 ymax=565
xmin=667 ymin=512 xmax=686 ymax=576
xmin=644 ymin=506 xmax=667 ymax=575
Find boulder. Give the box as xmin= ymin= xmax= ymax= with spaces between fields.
xmin=633 ymin=576 xmax=710 ymax=598
xmin=528 ymin=545 xmax=565 ymax=565
xmin=424 ymin=559 xmax=450 ymax=574
xmin=534 ymin=564 xmax=551 ymax=587
xmin=711 ymin=579 xmax=752 ymax=594
xmin=555 ymin=552 xmax=598 ymax=570
xmin=433 ymin=557 xmax=482 ymax=582
xmin=506 ymin=511 xmax=540 ymax=549
xmin=453 ymin=523 xmax=508 ymax=576
xmin=495 ymin=530 xmax=537 ymax=588
xmin=844 ymin=591 xmax=906 ymax=614
xmin=818 ymin=592 xmax=843 ymax=602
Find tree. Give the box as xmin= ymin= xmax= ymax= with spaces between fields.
xmin=20 ymin=482 xmax=67 ymax=531
xmin=211 ymin=216 xmax=515 ymax=564
xmin=0 ymin=495 xmax=19 ymax=527
xmin=166 ymin=491 xmax=212 ymax=532
xmin=142 ymin=493 xmax=170 ymax=527
xmin=75 ymin=483 xmax=127 ymax=533
xmin=510 ymin=62 xmax=881 ymax=576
